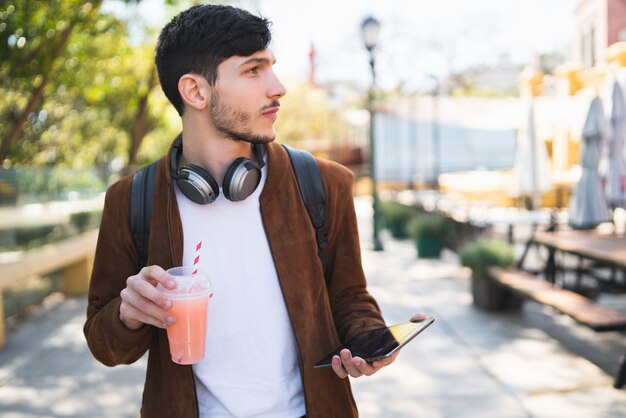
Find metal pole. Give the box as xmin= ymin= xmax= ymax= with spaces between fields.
xmin=528 ymin=103 xmax=539 ymax=210
xmin=408 ymin=95 xmax=417 ymax=190
xmin=369 ymin=51 xmax=383 ymax=251
xmin=432 ymin=84 xmax=440 ymax=189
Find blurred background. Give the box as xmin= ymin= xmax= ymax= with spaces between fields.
xmin=3 ymin=0 xmax=625 ymax=283
xmin=2 ymin=0 xmax=626 ymax=334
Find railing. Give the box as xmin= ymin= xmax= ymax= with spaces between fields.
xmin=0 ymin=229 xmax=99 ymax=349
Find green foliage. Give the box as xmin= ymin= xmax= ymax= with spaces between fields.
xmin=0 ymin=0 xmax=344 ymax=177
xmin=70 ymin=209 xmax=102 ymax=232
xmin=408 ymin=212 xmax=451 ymax=238
xmin=5 ymin=16 xmax=149 ymax=166
xmin=13 ymin=224 xmax=60 ymax=248
xmin=459 ymin=239 xmax=515 ymax=277
xmin=274 ymin=81 xmax=350 ymax=145
xmin=1 ymin=209 xmax=102 ymax=251
xmin=1 ymin=1 xmax=92 ymax=77
xmin=0 ymin=167 xmax=18 ymax=204
xmin=408 ymin=212 xmax=454 ymax=258
xmin=0 ymin=0 xmax=178 ymax=178
xmin=1 ymin=1 xmax=103 ymax=161
xmin=15 ymin=167 xmax=105 ymax=202
xmin=380 ymin=200 xmax=414 ymax=239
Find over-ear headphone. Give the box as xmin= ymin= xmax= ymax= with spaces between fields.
xmin=170 ymin=136 xmax=265 ymax=204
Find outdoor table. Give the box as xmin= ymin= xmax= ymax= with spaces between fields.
xmin=473 ymin=209 xmax=553 ymax=243
xmin=530 ymin=229 xmax=626 ymax=288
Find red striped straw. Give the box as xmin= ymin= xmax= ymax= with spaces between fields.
xmin=192 ymin=241 xmax=202 ymax=275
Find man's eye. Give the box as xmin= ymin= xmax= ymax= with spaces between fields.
xmin=245 ymin=67 xmax=258 ymax=75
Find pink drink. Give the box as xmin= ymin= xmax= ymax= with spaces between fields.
xmin=159 ymin=267 xmax=212 ymax=365
xmin=167 ymin=292 xmax=209 ymax=364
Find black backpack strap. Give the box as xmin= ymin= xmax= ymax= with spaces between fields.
xmin=130 ymin=161 xmax=158 ymax=268
xmin=282 ymin=145 xmax=329 ymax=281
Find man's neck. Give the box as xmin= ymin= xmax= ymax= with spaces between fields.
xmin=180 ymin=119 xmax=255 ymax=186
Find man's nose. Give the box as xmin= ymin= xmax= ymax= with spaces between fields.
xmin=268 ymin=72 xmax=287 ymax=99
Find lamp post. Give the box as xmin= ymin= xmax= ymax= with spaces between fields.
xmin=407 ymin=93 xmax=418 ymax=190
xmin=429 ymin=75 xmax=441 ymax=189
xmin=361 ymin=16 xmax=383 ymax=251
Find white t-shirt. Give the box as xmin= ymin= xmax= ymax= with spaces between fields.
xmin=175 ymin=160 xmax=305 ymax=418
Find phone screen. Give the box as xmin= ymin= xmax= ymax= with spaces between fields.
xmin=313 ymin=317 xmax=434 ymax=368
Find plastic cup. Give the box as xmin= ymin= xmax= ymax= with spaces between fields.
xmin=158 ymin=266 xmax=212 ymax=365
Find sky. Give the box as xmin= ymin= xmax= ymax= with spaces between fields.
xmin=104 ymin=0 xmax=577 ymax=91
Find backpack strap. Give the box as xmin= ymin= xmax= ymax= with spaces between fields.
xmin=282 ymin=144 xmax=329 ymax=280
xmin=130 ymin=161 xmax=158 ymax=268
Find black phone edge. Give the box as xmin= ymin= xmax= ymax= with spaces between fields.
xmin=313 ymin=317 xmax=435 ymax=369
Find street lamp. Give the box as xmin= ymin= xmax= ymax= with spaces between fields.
xmin=361 ymin=16 xmax=383 ymax=251
xmin=429 ymin=75 xmax=441 ymax=189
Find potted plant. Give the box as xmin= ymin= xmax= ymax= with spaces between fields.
xmin=459 ymin=239 xmax=520 ymax=310
xmin=380 ymin=200 xmax=414 ymax=239
xmin=407 ymin=212 xmax=451 ymax=258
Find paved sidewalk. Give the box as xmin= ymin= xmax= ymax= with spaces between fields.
xmin=352 ymin=198 xmax=626 ymax=418
xmin=0 ymin=296 xmax=146 ymax=417
xmin=0 ymin=197 xmax=625 ymax=417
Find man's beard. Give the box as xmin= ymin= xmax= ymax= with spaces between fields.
xmin=210 ymin=91 xmax=277 ymax=144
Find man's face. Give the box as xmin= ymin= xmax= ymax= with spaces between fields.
xmin=208 ymin=49 xmax=286 ymax=144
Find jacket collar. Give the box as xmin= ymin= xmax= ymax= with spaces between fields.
xmin=260 ymin=142 xmax=290 ymax=202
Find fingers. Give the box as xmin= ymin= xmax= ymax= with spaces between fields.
xmin=140 ymin=265 xmax=175 ymax=289
xmin=331 ymin=355 xmax=348 ymax=378
xmin=119 ymin=266 xmax=175 ymax=330
xmin=372 ymin=351 xmax=399 ymax=369
xmin=410 ymin=312 xmax=427 ymax=322
xmin=331 ymin=349 xmax=397 ymax=379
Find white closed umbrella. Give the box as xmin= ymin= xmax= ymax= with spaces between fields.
xmin=512 ymin=102 xmax=552 ymax=209
xmin=606 ymin=80 xmax=626 ymax=208
xmin=568 ymin=97 xmax=611 ymax=229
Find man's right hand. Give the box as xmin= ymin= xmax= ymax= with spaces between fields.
xmin=119 ymin=265 xmax=176 ymax=330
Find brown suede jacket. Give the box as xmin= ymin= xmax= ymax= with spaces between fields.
xmin=83 ymin=140 xmax=385 ymax=418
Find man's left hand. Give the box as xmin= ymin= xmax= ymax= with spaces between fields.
xmin=331 ymin=348 xmax=399 ymax=378
xmin=331 ymin=312 xmax=426 ymax=379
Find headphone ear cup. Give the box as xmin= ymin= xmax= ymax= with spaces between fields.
xmin=222 ymin=158 xmax=262 ymax=202
xmin=177 ymin=164 xmax=220 ymax=204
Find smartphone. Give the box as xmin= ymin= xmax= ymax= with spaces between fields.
xmin=313 ymin=317 xmax=435 ymax=368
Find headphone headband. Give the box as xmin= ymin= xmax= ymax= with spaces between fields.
xmin=170 ymin=136 xmax=264 ymax=204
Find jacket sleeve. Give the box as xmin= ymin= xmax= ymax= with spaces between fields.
xmin=83 ymin=176 xmax=155 ymax=366
xmin=319 ymin=160 xmax=386 ymax=343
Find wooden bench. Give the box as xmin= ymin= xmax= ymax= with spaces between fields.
xmin=0 ymin=229 xmax=98 ymax=349
xmin=487 ymin=266 xmax=626 ymax=388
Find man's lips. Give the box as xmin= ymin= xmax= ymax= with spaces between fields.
xmin=262 ymin=106 xmax=280 ymax=120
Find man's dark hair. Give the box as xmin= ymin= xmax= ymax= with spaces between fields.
xmin=155 ymin=4 xmax=272 ymax=115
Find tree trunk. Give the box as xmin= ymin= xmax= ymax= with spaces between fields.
xmin=0 ymin=74 xmax=48 ymax=161
xmin=125 ymin=64 xmax=158 ymax=175
xmin=0 ymin=18 xmax=77 ymax=162
xmin=0 ymin=0 xmax=104 ymax=161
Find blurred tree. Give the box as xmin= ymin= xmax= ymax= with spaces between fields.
xmin=0 ymin=0 xmax=153 ymax=171
xmin=0 ymin=1 xmax=104 ymax=161
xmin=0 ymin=0 xmax=284 ymax=182
xmin=21 ymin=21 xmax=162 ymax=175
xmin=275 ymin=81 xmax=345 ymax=146
xmin=0 ymin=1 xmax=242 ymax=179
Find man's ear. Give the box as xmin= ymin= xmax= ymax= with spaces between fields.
xmin=178 ymin=74 xmax=210 ymax=111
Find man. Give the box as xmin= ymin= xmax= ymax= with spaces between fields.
xmin=84 ymin=4 xmax=418 ymax=417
